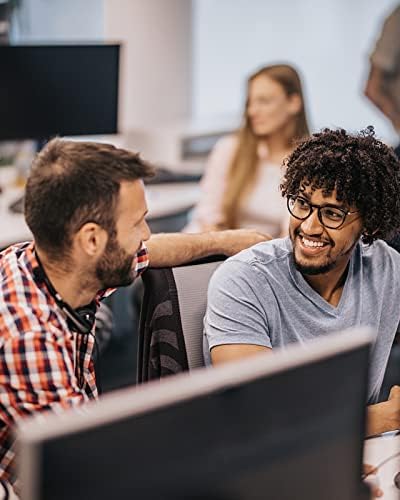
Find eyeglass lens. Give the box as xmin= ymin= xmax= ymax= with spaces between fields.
xmin=288 ymin=196 xmax=346 ymax=229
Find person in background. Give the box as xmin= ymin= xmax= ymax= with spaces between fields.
xmin=364 ymin=4 xmax=400 ymax=158
xmin=185 ymin=63 xmax=310 ymax=237
xmin=0 ymin=139 xmax=269 ymax=498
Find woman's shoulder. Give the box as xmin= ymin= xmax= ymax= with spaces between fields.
xmin=212 ymin=133 xmax=239 ymax=155
xmin=204 ymin=134 xmax=240 ymax=175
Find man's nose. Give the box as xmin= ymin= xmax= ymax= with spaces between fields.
xmin=300 ymin=208 xmax=324 ymax=234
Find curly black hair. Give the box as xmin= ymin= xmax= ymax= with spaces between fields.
xmin=280 ymin=127 xmax=400 ymax=244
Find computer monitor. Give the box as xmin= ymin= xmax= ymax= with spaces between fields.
xmin=0 ymin=44 xmax=119 ymax=141
xmin=18 ymin=328 xmax=371 ymax=500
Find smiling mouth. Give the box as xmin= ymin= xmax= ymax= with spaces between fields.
xmin=302 ymin=236 xmax=326 ymax=247
xmin=298 ymin=235 xmax=330 ymax=254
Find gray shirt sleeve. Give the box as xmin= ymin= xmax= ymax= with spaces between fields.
xmin=204 ymin=259 xmax=271 ymax=350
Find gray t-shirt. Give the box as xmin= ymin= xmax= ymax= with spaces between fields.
xmin=204 ymin=237 xmax=400 ymax=403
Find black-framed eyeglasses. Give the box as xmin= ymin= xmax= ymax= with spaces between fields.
xmin=287 ymin=195 xmax=359 ymax=229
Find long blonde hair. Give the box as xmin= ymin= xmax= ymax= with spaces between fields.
xmin=221 ymin=64 xmax=310 ymax=229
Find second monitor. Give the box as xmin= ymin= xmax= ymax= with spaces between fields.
xmin=0 ymin=44 xmax=120 ymax=141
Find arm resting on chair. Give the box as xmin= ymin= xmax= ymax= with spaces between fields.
xmin=146 ymin=229 xmax=271 ymax=267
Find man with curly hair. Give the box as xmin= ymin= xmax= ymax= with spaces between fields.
xmin=204 ymin=127 xmax=400 ymax=437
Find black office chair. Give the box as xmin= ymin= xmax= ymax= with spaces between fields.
xmin=137 ymin=255 xmax=225 ymax=383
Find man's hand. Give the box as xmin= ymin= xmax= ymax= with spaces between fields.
xmin=388 ymin=384 xmax=400 ymax=402
xmin=386 ymin=384 xmax=400 ymax=430
xmin=211 ymin=229 xmax=272 ymax=256
xmin=366 ymin=385 xmax=400 ymax=436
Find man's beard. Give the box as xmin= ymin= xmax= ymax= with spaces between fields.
xmin=293 ymin=257 xmax=337 ymax=275
xmin=291 ymin=227 xmax=336 ymax=276
xmin=95 ymin=234 xmax=136 ymax=289
xmin=290 ymin=228 xmax=356 ymax=276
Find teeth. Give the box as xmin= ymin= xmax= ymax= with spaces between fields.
xmin=302 ymin=237 xmax=325 ymax=248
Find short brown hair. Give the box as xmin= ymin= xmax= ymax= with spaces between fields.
xmin=25 ymin=138 xmax=154 ymax=258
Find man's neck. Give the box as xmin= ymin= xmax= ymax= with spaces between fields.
xmin=36 ymin=248 xmax=98 ymax=309
xmin=303 ymin=261 xmax=350 ymax=307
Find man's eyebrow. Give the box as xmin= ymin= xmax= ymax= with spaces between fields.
xmin=298 ymin=192 xmax=347 ymax=210
xmin=319 ymin=198 xmax=348 ymax=209
xmin=298 ymin=191 xmax=311 ymax=200
xmin=324 ymin=202 xmax=349 ymax=212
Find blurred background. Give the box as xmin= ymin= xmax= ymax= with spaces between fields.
xmin=5 ymin=0 xmax=400 ymax=163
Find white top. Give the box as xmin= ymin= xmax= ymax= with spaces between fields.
xmin=184 ymin=135 xmax=289 ymax=237
xmin=237 ymin=160 xmax=289 ymax=234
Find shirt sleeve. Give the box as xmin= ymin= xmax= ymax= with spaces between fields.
xmin=183 ymin=135 xmax=238 ymax=232
xmin=370 ymin=6 xmax=400 ymax=73
xmin=0 ymin=329 xmax=87 ymax=426
xmin=204 ymin=259 xmax=272 ymax=350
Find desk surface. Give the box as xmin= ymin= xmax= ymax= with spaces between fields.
xmin=0 ymin=166 xmax=200 ymax=248
xmin=364 ymin=432 xmax=400 ymax=500
xmin=144 ymin=182 xmax=200 ymax=219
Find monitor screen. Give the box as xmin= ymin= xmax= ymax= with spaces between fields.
xmin=18 ymin=328 xmax=371 ymax=500
xmin=0 ymin=44 xmax=119 ymax=140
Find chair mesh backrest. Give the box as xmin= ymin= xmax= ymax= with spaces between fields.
xmin=172 ymin=260 xmax=223 ymax=369
xmin=137 ymin=256 xmax=224 ymax=383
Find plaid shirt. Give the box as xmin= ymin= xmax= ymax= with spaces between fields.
xmin=0 ymin=241 xmax=149 ymax=487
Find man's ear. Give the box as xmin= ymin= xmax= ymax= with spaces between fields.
xmin=74 ymin=222 xmax=108 ymax=258
xmin=362 ymin=227 xmax=380 ymax=241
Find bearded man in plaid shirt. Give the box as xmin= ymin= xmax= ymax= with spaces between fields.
xmin=0 ymin=138 xmax=269 ymax=497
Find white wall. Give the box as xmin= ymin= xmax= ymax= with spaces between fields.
xmin=192 ymin=0 xmax=399 ymax=144
xmin=11 ymin=1 xmax=398 ymax=153
xmin=10 ymin=0 xmax=104 ymax=42
xmin=104 ymin=0 xmax=192 ymax=132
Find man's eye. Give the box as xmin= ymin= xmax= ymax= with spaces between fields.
xmin=296 ymin=198 xmax=309 ymax=209
xmin=323 ymin=209 xmax=343 ymax=221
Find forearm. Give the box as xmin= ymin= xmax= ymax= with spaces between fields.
xmin=366 ymin=399 xmax=400 ymax=437
xmin=146 ymin=232 xmax=223 ymax=267
xmin=146 ymin=230 xmax=272 ymax=267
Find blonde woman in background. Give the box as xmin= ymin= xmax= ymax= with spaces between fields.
xmin=185 ymin=64 xmax=310 ymax=237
